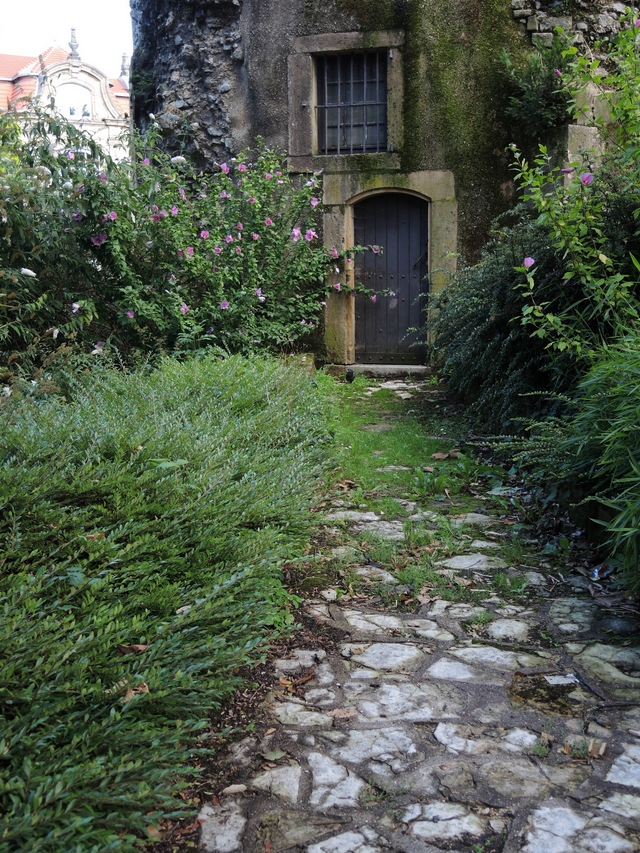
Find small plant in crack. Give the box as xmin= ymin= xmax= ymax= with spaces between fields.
xmin=470 ymin=611 xmax=494 ymax=626
xmin=360 ymin=784 xmax=388 ymax=805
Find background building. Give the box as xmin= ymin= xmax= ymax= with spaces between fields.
xmin=0 ymin=30 xmax=131 ymax=160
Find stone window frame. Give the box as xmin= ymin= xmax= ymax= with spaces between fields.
xmin=288 ymin=30 xmax=404 ymax=173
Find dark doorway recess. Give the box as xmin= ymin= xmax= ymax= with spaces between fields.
xmin=353 ymin=192 xmax=429 ymax=364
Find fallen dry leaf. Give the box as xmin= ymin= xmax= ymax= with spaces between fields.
xmin=265 ymin=727 xmax=276 ymax=736
xmin=123 ymin=682 xmax=149 ymax=703
xmin=422 ymin=466 xmax=435 ymax=473
xmin=222 ymin=784 xmax=247 ymax=796
xmin=327 ymin=708 xmax=357 ymax=720
xmin=260 ymin=748 xmax=287 ymax=761
xmin=117 ymin=643 xmax=149 ymax=657
xmin=146 ymin=825 xmax=166 ymax=840
xmin=432 ymin=452 xmax=449 ymax=460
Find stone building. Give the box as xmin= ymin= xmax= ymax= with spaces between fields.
xmin=0 ymin=31 xmax=131 ymax=161
xmin=130 ymin=0 xmax=617 ymax=367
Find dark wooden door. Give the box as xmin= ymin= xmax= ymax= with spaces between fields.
xmin=353 ymin=193 xmax=428 ymax=363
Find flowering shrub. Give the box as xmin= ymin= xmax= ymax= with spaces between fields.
xmin=0 ymin=112 xmax=368 ymax=376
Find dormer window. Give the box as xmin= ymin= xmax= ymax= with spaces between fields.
xmin=315 ymin=52 xmax=387 ymax=155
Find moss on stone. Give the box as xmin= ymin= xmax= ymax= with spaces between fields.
xmin=331 ymin=0 xmax=531 ymax=260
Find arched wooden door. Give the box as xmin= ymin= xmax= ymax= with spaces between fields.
xmin=353 ymin=193 xmax=429 ymax=363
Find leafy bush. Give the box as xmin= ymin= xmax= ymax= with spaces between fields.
xmin=512 ymin=17 xmax=640 ymax=358
xmin=563 ymin=337 xmax=640 ymax=591
xmin=0 ymin=353 xmax=332 ymax=852
xmin=430 ymin=208 xmax=574 ymax=432
xmin=500 ymin=32 xmax=573 ymax=141
xmin=0 ymin=111 xmax=359 ymax=377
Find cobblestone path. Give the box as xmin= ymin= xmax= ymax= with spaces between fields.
xmin=198 ymin=380 xmax=640 ymax=853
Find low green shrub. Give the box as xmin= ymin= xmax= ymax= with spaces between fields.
xmin=500 ymin=31 xmax=573 ymax=141
xmin=0 ymin=353 xmax=333 ymax=851
xmin=564 ymin=337 xmax=640 ymax=591
xmin=430 ymin=208 xmax=574 ymax=432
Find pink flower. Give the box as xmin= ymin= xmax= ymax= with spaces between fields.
xmin=225 ymin=235 xmax=234 ymax=243
xmin=265 ymin=172 xmax=272 ymax=179
xmin=237 ymin=222 xmax=244 ymax=230
xmin=220 ymin=191 xmax=231 ymax=199
xmin=580 ymin=172 xmax=594 ymax=185
xmin=321 ymin=300 xmax=326 ymax=307
xmin=179 ymin=187 xmax=187 ymax=200
xmin=126 ymin=309 xmax=135 ymax=318
xmin=561 ymin=167 xmax=574 ymax=174
xmin=107 ymin=210 xmax=117 ymax=221
xmin=214 ymin=246 xmax=222 ymax=254
xmin=91 ymin=232 xmax=107 ymax=247
xmin=220 ymin=162 xmax=230 ymax=174
xmin=265 ymin=218 xmax=273 ymax=226
xmin=146 ymin=240 xmax=153 ymax=247
xmin=72 ymin=302 xmax=80 ymax=313
xmin=170 ymin=205 xmax=179 ymax=215
xmin=305 ymin=229 xmax=317 ymax=241
xmin=252 ymin=233 xmax=259 ymax=240
xmin=333 ymin=283 xmax=341 ymax=291
xmin=371 ymin=294 xmax=377 ymax=303
xmin=276 ymin=171 xmax=282 ymax=177
xmin=67 ymin=151 xmax=75 ymax=160
xmin=554 ymin=68 xmax=562 ymax=77
xmin=142 ymin=157 xmax=150 ymax=165
xmin=291 ymin=227 xmax=301 ymax=242
xmin=180 ymin=303 xmax=189 ymax=314
xmin=98 ymin=173 xmax=107 ymax=183
xmin=310 ymin=197 xmax=319 ymax=207
xmin=372 ymin=245 xmax=381 ymax=254
xmin=177 ymin=250 xmax=184 ymax=258
xmin=220 ymin=300 xmax=230 ymax=309
xmin=334 ymin=267 xmax=340 ymax=274
xmin=277 ymin=180 xmax=284 ymax=184
xmin=635 ymin=18 xmax=640 ymax=26
xmin=185 ymin=246 xmax=194 ymax=258
xmin=301 ymin=319 xmax=307 ymax=325
xmin=238 ymin=164 xmax=247 ymax=172
xmin=523 ymin=257 xmax=535 ymax=269
xmin=71 ymin=211 xmax=83 ymax=221
xmin=331 ymin=247 xmax=339 ymax=259
xmin=248 ymin=197 xmax=256 ymax=203
xmin=200 ymin=230 xmax=210 ymax=239
xmin=236 ymin=246 xmax=242 ymax=254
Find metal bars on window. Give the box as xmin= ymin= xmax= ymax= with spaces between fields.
xmin=316 ymin=52 xmax=387 ymax=155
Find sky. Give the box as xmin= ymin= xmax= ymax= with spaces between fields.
xmin=0 ymin=0 xmax=134 ymax=78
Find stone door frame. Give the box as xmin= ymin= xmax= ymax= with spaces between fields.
xmin=323 ymin=170 xmax=458 ymax=365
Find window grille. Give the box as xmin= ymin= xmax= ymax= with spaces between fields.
xmin=316 ymin=52 xmax=387 ymax=155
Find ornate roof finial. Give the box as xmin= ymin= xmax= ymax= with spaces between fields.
xmin=120 ymin=53 xmax=131 ymax=79
xmin=69 ymin=28 xmax=81 ymax=61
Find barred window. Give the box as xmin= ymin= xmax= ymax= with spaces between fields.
xmin=316 ymin=52 xmax=387 ymax=155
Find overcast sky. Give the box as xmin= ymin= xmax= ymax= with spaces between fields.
xmin=0 ymin=0 xmax=134 ymax=78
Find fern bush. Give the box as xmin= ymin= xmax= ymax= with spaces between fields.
xmin=0 ymin=353 xmax=332 ymax=852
